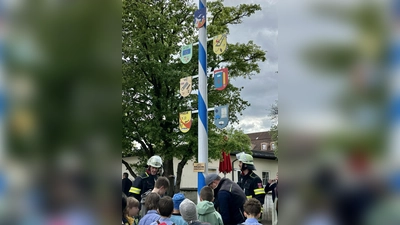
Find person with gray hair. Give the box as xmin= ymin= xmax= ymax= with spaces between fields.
xmin=179 ymin=199 xmax=210 ymax=225
xmin=205 ymin=174 xmax=246 ymax=225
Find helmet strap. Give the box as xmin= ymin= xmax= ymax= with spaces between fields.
xmin=240 ymin=163 xmax=247 ymax=171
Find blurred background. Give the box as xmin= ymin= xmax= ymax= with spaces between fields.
xmin=0 ymin=0 xmax=121 ymax=224
xmin=280 ymin=0 xmax=400 ymax=224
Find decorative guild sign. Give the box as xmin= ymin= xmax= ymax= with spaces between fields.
xmin=180 ymin=76 xmax=192 ymax=97
xmin=194 ymin=8 xmax=206 ymax=29
xmin=214 ymin=105 xmax=229 ymax=129
xmin=180 ymin=44 xmax=192 ymax=64
xmin=179 ymin=111 xmax=192 ymax=133
xmin=213 ymin=34 xmax=228 ymax=55
xmin=214 ymin=68 xmax=229 ymax=90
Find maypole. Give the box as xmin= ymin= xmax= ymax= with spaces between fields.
xmin=197 ymin=0 xmax=208 ymax=199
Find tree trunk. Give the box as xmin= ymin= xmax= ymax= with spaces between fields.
xmin=122 ymin=159 xmax=137 ymax=179
xmin=163 ymin=158 xmax=175 ymax=197
xmin=175 ymin=157 xmax=189 ymax=193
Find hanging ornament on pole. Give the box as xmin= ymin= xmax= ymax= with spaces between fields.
xmin=180 ymin=76 xmax=192 ymax=97
xmin=180 ymin=44 xmax=193 ymax=64
xmin=213 ymin=34 xmax=228 ymax=55
xmin=214 ymin=68 xmax=229 ymax=90
xmin=194 ymin=7 xmax=206 ymax=29
xmin=214 ymin=105 xmax=229 ymax=129
xmin=179 ymin=111 xmax=192 ymax=133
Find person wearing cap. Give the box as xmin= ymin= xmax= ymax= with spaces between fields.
xmin=179 ymin=199 xmax=210 ymax=225
xmin=237 ymin=152 xmax=266 ymax=204
xmin=129 ymin=155 xmax=163 ymax=204
xmin=205 ymin=173 xmax=246 ymax=225
xmin=170 ymin=193 xmax=188 ymax=225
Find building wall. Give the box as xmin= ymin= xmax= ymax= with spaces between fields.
xmin=122 ymin=155 xmax=278 ymax=188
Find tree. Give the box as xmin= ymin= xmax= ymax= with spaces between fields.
xmin=122 ymin=0 xmax=266 ymax=194
xmin=269 ymin=100 xmax=278 ymax=158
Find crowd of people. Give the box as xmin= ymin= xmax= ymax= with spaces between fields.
xmin=122 ymin=154 xmax=278 ymax=225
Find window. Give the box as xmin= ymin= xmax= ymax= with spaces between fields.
xmin=208 ymin=168 xmax=217 ymax=173
xmin=262 ymin=171 xmax=270 ymax=186
xmin=261 ymin=142 xmax=269 ymax=150
xmin=271 ymin=142 xmax=276 ymax=150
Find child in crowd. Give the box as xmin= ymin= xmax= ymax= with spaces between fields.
xmin=170 ymin=193 xmax=188 ymax=225
xmin=152 ymin=177 xmax=170 ymax=196
xmin=123 ymin=193 xmax=129 ymax=225
xmin=150 ymin=196 xmax=175 ymax=225
xmin=138 ymin=193 xmax=161 ymax=225
xmin=242 ymin=198 xmax=262 ymax=225
xmin=141 ymin=177 xmax=170 ymax=217
xmin=197 ymin=186 xmax=223 ymax=225
xmin=125 ymin=197 xmax=140 ymax=225
xmin=179 ymin=199 xmax=210 ymax=225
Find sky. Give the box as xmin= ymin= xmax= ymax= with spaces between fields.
xmin=223 ymin=0 xmax=278 ymax=134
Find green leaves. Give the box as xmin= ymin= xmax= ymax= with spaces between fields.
xmin=122 ymin=0 xmax=265 ymax=174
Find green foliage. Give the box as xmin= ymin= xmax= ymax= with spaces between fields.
xmin=122 ymin=0 xmax=265 ymax=176
xmin=270 ymin=124 xmax=278 ymax=158
xmin=269 ymin=101 xmax=278 ymax=158
xmin=209 ymin=127 xmax=252 ymax=159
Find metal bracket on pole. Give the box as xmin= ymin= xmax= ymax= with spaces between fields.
xmin=193 ymin=37 xmax=214 ymax=46
xmin=191 ymin=107 xmax=215 ymax=114
xmin=192 ymin=71 xmax=213 ymax=79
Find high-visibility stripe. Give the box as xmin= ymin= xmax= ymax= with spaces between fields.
xmin=246 ymin=195 xmax=252 ymax=199
xmin=129 ymin=187 xmax=141 ymax=194
xmin=254 ymin=188 xmax=266 ymax=195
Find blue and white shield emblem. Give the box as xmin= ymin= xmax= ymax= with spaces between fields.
xmin=194 ymin=8 xmax=206 ymax=29
xmin=214 ymin=105 xmax=229 ymax=129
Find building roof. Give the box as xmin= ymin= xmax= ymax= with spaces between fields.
xmin=231 ymin=131 xmax=277 ymax=160
xmin=247 ymin=131 xmax=273 ymax=151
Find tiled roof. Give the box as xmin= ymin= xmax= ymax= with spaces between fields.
xmin=247 ymin=131 xmax=273 ymax=151
xmin=230 ymin=131 xmax=277 ymax=160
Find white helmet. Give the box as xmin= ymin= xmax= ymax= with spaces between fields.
xmin=147 ymin=155 xmax=163 ymax=168
xmin=236 ymin=152 xmax=254 ymax=165
xmin=237 ymin=152 xmax=256 ymax=171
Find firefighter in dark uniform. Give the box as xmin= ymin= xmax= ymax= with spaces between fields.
xmin=237 ymin=152 xmax=266 ymax=220
xmin=129 ymin=155 xmax=163 ymax=204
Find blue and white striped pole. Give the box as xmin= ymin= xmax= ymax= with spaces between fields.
xmin=197 ymin=0 xmax=208 ymax=200
xmin=389 ymin=0 xmax=400 ymax=185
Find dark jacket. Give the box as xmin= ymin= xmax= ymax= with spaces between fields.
xmin=214 ymin=178 xmax=246 ymax=225
xmin=265 ymin=182 xmax=278 ymax=202
xmin=238 ymin=171 xmax=266 ymax=204
xmin=129 ymin=171 xmax=158 ymax=203
xmin=122 ymin=177 xmax=133 ymax=196
xmin=188 ymin=221 xmax=210 ymax=225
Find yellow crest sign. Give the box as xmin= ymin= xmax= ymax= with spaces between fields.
xmin=179 ymin=111 xmax=192 ymax=133
xmin=213 ymin=34 xmax=228 ymax=55
xmin=180 ymin=76 xmax=192 ymax=97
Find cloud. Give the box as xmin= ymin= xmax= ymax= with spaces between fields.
xmin=233 ymin=115 xmax=273 ymax=133
xmin=225 ymin=0 xmax=278 ymax=134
